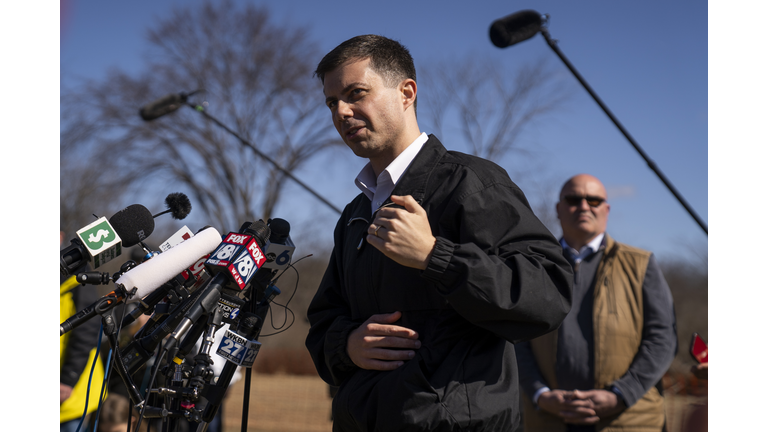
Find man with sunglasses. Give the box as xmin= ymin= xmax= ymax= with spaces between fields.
xmin=515 ymin=174 xmax=677 ymax=432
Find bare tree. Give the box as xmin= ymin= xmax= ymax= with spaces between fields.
xmin=60 ymin=1 xmax=342 ymax=234
xmin=419 ymin=55 xmax=572 ymax=162
xmin=417 ymin=55 xmax=572 ymax=235
xmin=60 ymin=98 xmax=135 ymax=236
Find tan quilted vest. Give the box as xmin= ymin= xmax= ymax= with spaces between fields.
xmin=521 ymin=234 xmax=665 ymax=432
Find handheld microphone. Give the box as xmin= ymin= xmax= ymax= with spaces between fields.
xmin=60 ymin=204 xmax=154 ymax=276
xmin=109 ymin=203 xmax=156 ymax=247
xmin=60 ymin=217 xmax=121 ymax=276
xmin=119 ymin=255 xmax=209 ymax=329
xmin=161 ymin=221 xmax=270 ymax=354
xmin=117 ymin=226 xmax=222 ymax=303
xmin=261 ymin=218 xmax=296 ymax=271
xmin=198 ymin=314 xmax=263 ymax=425
xmin=244 ymin=218 xmax=294 ymax=305
xmin=60 ymin=227 xmax=222 ymax=336
xmin=139 ymin=93 xmax=188 ymax=121
xmin=489 ymin=10 xmax=543 ymax=48
xmin=200 ymin=284 xmax=280 ymax=426
xmin=119 ymin=282 xmax=210 ymax=376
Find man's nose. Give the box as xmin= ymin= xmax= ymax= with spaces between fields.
xmin=335 ymin=100 xmax=353 ymax=120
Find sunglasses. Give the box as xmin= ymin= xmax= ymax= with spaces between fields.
xmin=562 ymin=195 xmax=606 ymax=208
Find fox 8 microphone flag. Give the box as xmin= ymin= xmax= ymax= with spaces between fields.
xmin=205 ymin=232 xmax=267 ymax=290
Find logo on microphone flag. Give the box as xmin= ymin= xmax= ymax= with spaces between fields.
xmin=76 ymin=217 xmax=122 ymax=269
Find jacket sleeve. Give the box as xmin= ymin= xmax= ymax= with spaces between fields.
xmin=420 ymin=181 xmax=573 ymax=343
xmin=612 ymin=254 xmax=678 ymax=406
xmin=305 ymin=218 xmax=362 ymax=386
xmin=514 ymin=340 xmax=551 ymax=400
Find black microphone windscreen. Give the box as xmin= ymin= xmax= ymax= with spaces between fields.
xmin=268 ymin=218 xmax=290 ymax=243
xmin=165 ymin=192 xmax=192 ymax=220
xmin=109 ymin=204 xmax=155 ymax=247
xmin=489 ymin=10 xmax=543 ymax=48
xmin=139 ymin=93 xmax=185 ymax=121
xmin=242 ymin=221 xmax=271 ymax=248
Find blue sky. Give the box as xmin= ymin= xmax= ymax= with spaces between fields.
xmin=59 ymin=0 xmax=709 ymax=266
xmin=4 ymin=1 xmax=763 ymax=428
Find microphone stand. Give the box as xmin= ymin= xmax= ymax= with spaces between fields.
xmin=536 ymin=20 xmax=707 ymax=235
xmin=183 ymin=101 xmax=343 ymax=215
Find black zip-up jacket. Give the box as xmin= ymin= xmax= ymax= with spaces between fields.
xmin=306 ymin=135 xmax=573 ymax=431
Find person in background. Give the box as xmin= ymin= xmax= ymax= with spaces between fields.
xmin=690 ymin=363 xmax=707 ymax=380
xmin=60 ymin=231 xmax=107 ymax=432
xmin=515 ymin=174 xmax=677 ymax=432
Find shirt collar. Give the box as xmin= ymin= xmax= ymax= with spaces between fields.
xmin=354 ymin=132 xmax=428 ymax=201
xmin=560 ymin=232 xmax=605 ymax=263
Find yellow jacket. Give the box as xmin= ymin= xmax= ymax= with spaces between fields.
xmin=60 ymin=275 xmax=106 ymax=423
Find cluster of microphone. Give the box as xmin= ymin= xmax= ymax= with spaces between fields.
xmin=59 ymin=194 xmax=296 ymax=431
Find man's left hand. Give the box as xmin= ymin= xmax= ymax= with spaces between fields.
xmin=368 ymin=195 xmax=436 ymax=270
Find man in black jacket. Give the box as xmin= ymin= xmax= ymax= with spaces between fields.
xmin=305 ymin=34 xmax=573 ymax=431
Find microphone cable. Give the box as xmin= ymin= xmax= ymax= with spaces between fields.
xmin=75 ymin=299 xmax=131 ymax=432
xmin=73 ymin=322 xmax=104 ymax=432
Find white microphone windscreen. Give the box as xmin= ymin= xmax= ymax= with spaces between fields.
xmin=117 ymin=227 xmax=222 ymax=302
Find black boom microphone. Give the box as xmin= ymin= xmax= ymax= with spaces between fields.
xmin=489 ymin=9 xmax=543 ymax=48
xmin=140 ymin=91 xmax=201 ymax=121
xmin=139 ymin=93 xmax=187 ymax=121
xmin=488 ymin=9 xmax=709 ymax=235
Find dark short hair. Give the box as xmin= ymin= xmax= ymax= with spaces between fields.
xmin=314 ymin=34 xmax=417 ymax=90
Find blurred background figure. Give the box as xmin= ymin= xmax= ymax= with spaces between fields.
xmin=515 ymin=174 xmax=678 ymax=432
xmin=690 ymin=363 xmax=708 ymax=380
xmin=60 ymin=231 xmax=107 ymax=431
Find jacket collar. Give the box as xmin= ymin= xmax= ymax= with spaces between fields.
xmin=345 ymin=134 xmax=446 ymax=225
xmin=389 ymin=134 xmax=446 ymax=206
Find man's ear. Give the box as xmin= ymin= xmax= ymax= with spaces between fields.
xmin=400 ymin=79 xmax=417 ymax=110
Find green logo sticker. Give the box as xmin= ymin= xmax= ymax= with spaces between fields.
xmin=79 ymin=220 xmax=117 ymax=251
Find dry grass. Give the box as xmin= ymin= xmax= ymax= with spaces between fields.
xmin=222 ymin=372 xmax=333 ymax=432
xmin=220 ymin=371 xmax=707 ymax=432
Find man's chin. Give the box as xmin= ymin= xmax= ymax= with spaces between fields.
xmin=347 ymin=142 xmax=377 ymax=159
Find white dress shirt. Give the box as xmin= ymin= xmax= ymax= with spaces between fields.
xmin=354 ymin=132 xmax=428 ymax=215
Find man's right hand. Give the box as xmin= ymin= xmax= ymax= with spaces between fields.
xmin=537 ymin=390 xmax=599 ymax=424
xmin=347 ymin=311 xmax=421 ymax=370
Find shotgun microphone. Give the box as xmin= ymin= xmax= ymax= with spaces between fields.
xmin=489 ymin=10 xmax=543 ymax=48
